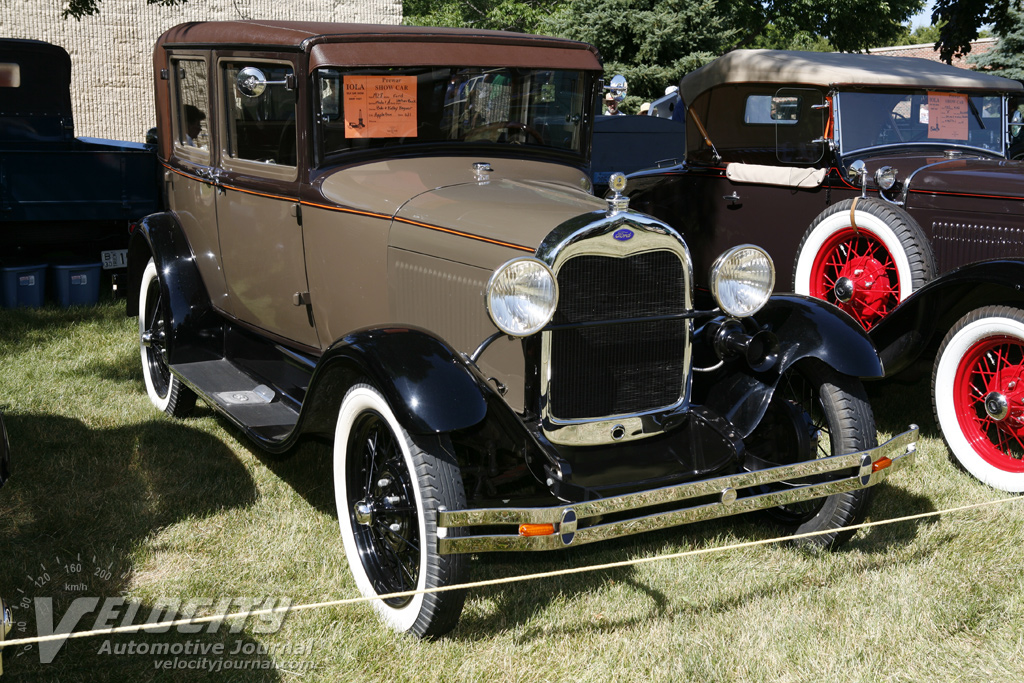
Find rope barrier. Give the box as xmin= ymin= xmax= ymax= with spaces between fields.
xmin=1 ymin=494 xmax=1020 ymax=649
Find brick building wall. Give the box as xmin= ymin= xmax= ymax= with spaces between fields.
xmin=867 ymin=38 xmax=997 ymax=69
xmin=1 ymin=0 xmax=401 ymax=142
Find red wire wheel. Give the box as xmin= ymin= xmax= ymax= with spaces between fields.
xmin=951 ymin=334 xmax=1024 ymax=474
xmin=934 ymin=306 xmax=1024 ymax=492
xmin=794 ymin=198 xmax=935 ymax=331
xmin=808 ymin=227 xmax=899 ymax=329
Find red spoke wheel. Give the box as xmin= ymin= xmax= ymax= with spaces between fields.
xmin=934 ymin=306 xmax=1024 ymax=491
xmin=794 ymin=198 xmax=934 ymax=330
xmin=808 ymin=227 xmax=900 ymax=328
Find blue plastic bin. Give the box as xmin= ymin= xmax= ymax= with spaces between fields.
xmin=1 ymin=264 xmax=47 ymax=308
xmin=51 ymin=262 xmax=101 ymax=307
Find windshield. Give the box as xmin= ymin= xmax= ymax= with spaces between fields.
xmin=837 ymin=90 xmax=1005 ymax=156
xmin=316 ymin=66 xmax=593 ymax=162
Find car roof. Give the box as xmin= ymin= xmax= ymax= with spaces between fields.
xmin=156 ymin=21 xmax=602 ymax=70
xmin=680 ymin=49 xmax=1024 ymax=103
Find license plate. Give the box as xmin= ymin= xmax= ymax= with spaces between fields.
xmin=101 ymin=249 xmax=128 ymax=270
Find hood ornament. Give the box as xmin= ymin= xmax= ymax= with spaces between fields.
xmin=473 ymin=161 xmax=493 ymax=183
xmin=606 ymin=172 xmax=630 ymax=214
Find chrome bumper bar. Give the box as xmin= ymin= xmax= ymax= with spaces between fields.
xmin=437 ymin=426 xmax=917 ymax=554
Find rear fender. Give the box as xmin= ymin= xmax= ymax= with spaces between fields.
xmin=869 ymin=260 xmax=1024 ymax=376
xmin=126 ymin=212 xmax=220 ymax=364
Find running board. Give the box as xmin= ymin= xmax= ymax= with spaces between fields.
xmin=172 ymin=359 xmax=299 ymax=442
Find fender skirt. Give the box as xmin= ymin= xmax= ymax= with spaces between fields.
xmin=703 ymin=294 xmax=882 ymax=438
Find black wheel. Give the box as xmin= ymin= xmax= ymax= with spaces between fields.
xmin=748 ymin=360 xmax=877 ymax=549
xmin=139 ymin=258 xmax=196 ymax=417
xmin=334 ymin=384 xmax=468 ymax=638
xmin=793 ymin=198 xmax=935 ymax=329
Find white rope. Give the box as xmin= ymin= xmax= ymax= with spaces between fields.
xmin=2 ymin=494 xmax=1020 ymax=649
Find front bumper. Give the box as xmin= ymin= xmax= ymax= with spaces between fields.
xmin=438 ymin=426 xmax=917 ymax=554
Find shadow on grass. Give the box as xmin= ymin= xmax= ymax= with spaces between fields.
xmin=866 ymin=372 xmax=942 ymax=441
xmin=0 ymin=412 xmax=281 ymax=682
xmin=453 ymin=483 xmax=937 ymax=640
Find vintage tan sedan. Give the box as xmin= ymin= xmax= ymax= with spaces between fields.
xmin=128 ymin=22 xmax=916 ymax=637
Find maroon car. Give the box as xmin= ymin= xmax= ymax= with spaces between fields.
xmin=629 ymin=50 xmax=1024 ymax=492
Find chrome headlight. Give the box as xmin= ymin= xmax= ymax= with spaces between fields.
xmin=710 ymin=245 xmax=775 ymax=317
xmin=874 ymin=165 xmax=898 ymax=191
xmin=486 ymin=257 xmax=559 ymax=336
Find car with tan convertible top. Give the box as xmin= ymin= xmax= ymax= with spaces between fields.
xmin=628 ymin=50 xmax=1024 ymax=493
xmin=128 ymin=22 xmax=916 ymax=637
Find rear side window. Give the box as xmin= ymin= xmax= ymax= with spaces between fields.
xmin=0 ymin=63 xmax=20 ymax=88
xmin=171 ymin=58 xmax=210 ymax=153
xmin=744 ymin=94 xmax=801 ymax=125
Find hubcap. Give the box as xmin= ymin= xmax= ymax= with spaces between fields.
xmin=353 ymin=500 xmax=373 ymax=526
xmin=953 ymin=336 xmax=1024 ymax=472
xmin=833 ymin=277 xmax=855 ymax=304
xmin=810 ymin=228 xmax=899 ymax=329
xmin=984 ymin=391 xmax=1010 ymax=421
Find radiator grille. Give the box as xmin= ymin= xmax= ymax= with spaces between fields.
xmin=548 ymin=250 xmax=687 ymax=420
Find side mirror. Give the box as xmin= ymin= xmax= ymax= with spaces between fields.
xmin=608 ymin=74 xmax=628 ymax=102
xmin=235 ymin=67 xmax=294 ymax=98
xmin=236 ymin=67 xmax=269 ymax=97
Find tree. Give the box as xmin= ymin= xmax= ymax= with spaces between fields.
xmin=545 ymin=0 xmax=736 ymax=106
xmin=545 ymin=0 xmax=924 ymax=104
xmin=967 ymin=8 xmax=1024 ymax=78
xmin=933 ymin=0 xmax=1019 ymax=61
xmin=62 ymin=0 xmax=186 ymax=20
xmin=403 ymin=0 xmax=566 ymax=33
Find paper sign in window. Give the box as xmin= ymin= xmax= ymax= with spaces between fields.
xmin=927 ymin=92 xmax=969 ymax=140
xmin=343 ymin=75 xmax=417 ymax=139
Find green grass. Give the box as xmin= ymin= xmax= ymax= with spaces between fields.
xmin=1 ymin=302 xmax=1023 ymax=682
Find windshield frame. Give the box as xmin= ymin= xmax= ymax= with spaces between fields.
xmin=835 ymin=88 xmax=1009 ymax=158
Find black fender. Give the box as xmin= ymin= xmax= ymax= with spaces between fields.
xmin=125 ymin=212 xmax=221 ymax=365
xmin=702 ymin=294 xmax=882 ymax=437
xmin=869 ymin=259 xmax=1024 ymax=376
xmin=300 ymin=327 xmax=494 ymax=437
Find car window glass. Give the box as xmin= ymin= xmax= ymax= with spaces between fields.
xmin=838 ymin=90 xmax=1003 ymax=156
xmin=223 ymin=62 xmax=296 ymax=167
xmin=773 ymin=88 xmax=825 ymax=164
xmin=0 ymin=63 xmax=19 ymax=87
xmin=315 ymin=66 xmax=590 ymax=162
xmin=744 ymin=94 xmax=800 ymax=124
xmin=172 ymin=59 xmax=209 ymax=152
xmin=741 ymin=89 xmax=824 ymax=165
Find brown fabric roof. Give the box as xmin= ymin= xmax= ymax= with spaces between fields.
xmin=681 ymin=49 xmax=1023 ymax=104
xmin=157 ymin=21 xmax=601 ymax=70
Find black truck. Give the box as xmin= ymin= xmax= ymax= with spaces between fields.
xmin=0 ymin=38 xmax=159 ymax=271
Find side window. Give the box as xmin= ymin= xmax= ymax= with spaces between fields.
xmin=0 ymin=63 xmax=20 ymax=88
xmin=223 ymin=62 xmax=296 ymax=167
xmin=172 ymin=58 xmax=209 ymax=153
xmin=744 ymin=94 xmax=801 ymax=125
